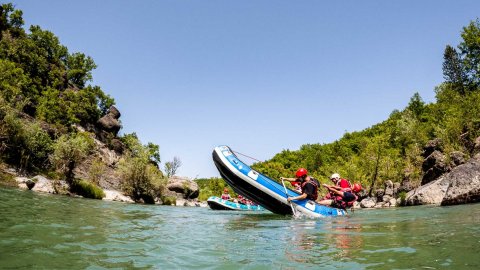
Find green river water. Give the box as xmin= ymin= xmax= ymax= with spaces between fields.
xmin=1 ymin=187 xmax=480 ymax=270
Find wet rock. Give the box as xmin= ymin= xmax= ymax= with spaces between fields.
xmin=25 ymin=179 xmax=35 ymax=190
xmin=103 ymin=190 xmax=134 ymax=203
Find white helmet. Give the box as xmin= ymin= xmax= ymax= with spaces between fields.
xmin=330 ymin=173 xmax=340 ymax=180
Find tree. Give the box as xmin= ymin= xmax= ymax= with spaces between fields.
xmin=50 ymin=132 xmax=94 ymax=185
xmin=459 ymin=19 xmax=480 ymax=87
xmin=443 ymin=45 xmax=468 ymax=94
xmin=66 ymin=52 xmax=96 ymax=88
xmin=164 ymin=156 xmax=182 ymax=177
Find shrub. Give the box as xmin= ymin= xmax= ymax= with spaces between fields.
xmin=71 ymin=179 xmax=105 ymax=199
xmin=161 ymin=196 xmax=176 ymax=206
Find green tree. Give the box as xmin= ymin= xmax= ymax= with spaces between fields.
xmin=50 ymin=132 xmax=94 ymax=185
xmin=443 ymin=45 xmax=468 ymax=94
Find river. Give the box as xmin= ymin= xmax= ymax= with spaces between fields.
xmin=1 ymin=187 xmax=479 ymax=269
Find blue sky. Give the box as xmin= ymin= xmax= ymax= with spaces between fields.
xmin=14 ymin=0 xmax=480 ymax=178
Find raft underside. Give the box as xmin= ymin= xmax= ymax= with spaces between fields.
xmin=212 ymin=150 xmax=292 ymax=215
xmin=207 ymin=200 xmax=235 ymax=210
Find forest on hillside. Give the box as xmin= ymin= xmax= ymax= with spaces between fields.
xmin=0 ymin=3 xmax=168 ymax=202
xmin=250 ymin=19 xmax=480 ymax=195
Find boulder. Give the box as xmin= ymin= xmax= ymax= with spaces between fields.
xmin=96 ymin=106 xmax=122 ymax=136
xmin=421 ymin=150 xmax=450 ymax=185
xmin=404 ymin=176 xmax=450 ymax=206
xmin=405 ymin=154 xmax=480 ymax=206
xmin=166 ymin=176 xmax=199 ymax=199
xmin=393 ymin=182 xmax=401 ymax=196
xmin=360 ymin=197 xmax=376 ymax=208
xmin=25 ymin=179 xmax=35 ymax=190
xmin=450 ymin=151 xmax=466 ymax=167
xmin=103 ymin=189 xmax=134 ymax=203
xmin=474 ymin=136 xmax=480 ymax=154
xmin=423 ymin=139 xmax=443 ymax=158
xmin=441 ymin=154 xmax=480 ymax=205
xmin=382 ymin=195 xmax=392 ymax=202
xmin=384 ymin=180 xmax=394 ymax=196
xmin=389 ymin=198 xmax=398 ymax=207
xmin=375 ymin=189 xmax=384 ymax=201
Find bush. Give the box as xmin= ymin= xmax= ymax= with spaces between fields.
xmin=71 ymin=179 xmax=105 ymax=199
xmin=398 ymin=191 xmax=407 ymax=206
xmin=161 ymin=196 xmax=176 ymax=206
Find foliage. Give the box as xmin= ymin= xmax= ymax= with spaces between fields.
xmin=251 ymin=19 xmax=480 ymax=195
xmin=161 ymin=196 xmax=176 ymax=206
xmin=50 ymin=132 xmax=94 ymax=185
xmin=164 ymin=156 xmax=182 ymax=177
xmin=71 ymin=179 xmax=105 ymax=199
xmin=195 ymin=177 xmax=237 ymax=201
xmin=89 ymin=157 xmax=106 ymax=185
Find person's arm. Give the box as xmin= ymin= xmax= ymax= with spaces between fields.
xmin=280 ymin=177 xmax=297 ymax=182
xmin=287 ymin=192 xmax=307 ymax=202
xmin=323 ymin=184 xmax=344 ymax=197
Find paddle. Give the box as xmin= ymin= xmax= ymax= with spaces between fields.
xmin=281 ymin=178 xmax=297 ymax=216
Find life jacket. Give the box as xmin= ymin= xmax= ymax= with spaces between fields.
xmin=333 ymin=187 xmax=357 ymax=209
xmin=221 ymin=194 xmax=231 ymax=200
xmin=301 ymin=177 xmax=319 ymax=201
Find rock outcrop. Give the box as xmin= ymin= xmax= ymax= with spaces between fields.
xmin=166 ymin=176 xmax=199 ymax=199
xmin=405 ymin=154 xmax=480 ymax=206
xmin=97 ymin=106 xmax=122 ymax=136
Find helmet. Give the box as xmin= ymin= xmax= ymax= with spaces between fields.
xmin=295 ymin=168 xmax=308 ymax=178
xmin=330 ymin=173 xmax=340 ymax=181
xmin=352 ymin=183 xmax=362 ymax=193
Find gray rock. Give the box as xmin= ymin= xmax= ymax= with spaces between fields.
xmin=474 ymin=136 xmax=480 ymax=154
xmin=384 ymin=180 xmax=394 ymax=196
xmin=405 ymin=154 xmax=480 ymax=206
xmin=108 ymin=106 xmax=121 ymax=119
xmin=389 ymin=198 xmax=398 ymax=207
xmin=166 ymin=176 xmax=199 ymax=199
xmin=97 ymin=115 xmax=121 ymax=135
xmin=375 ymin=189 xmax=385 ymax=201
xmin=450 ymin=151 xmax=466 ymax=167
xmin=393 ymin=182 xmax=401 ymax=196
xmin=423 ymin=139 xmax=443 ymax=158
xmin=382 ymin=195 xmax=392 ymax=202
xmin=441 ymin=154 xmax=480 ymax=205
xmin=422 ymin=150 xmax=450 ymax=185
xmin=360 ymin=197 xmax=376 ymax=208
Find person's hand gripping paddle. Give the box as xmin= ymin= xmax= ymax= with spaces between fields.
xmin=281 ymin=177 xmax=297 ymax=216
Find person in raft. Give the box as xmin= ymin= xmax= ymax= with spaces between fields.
xmin=317 ymin=183 xmax=362 ymax=209
xmin=280 ymin=168 xmax=319 ymax=202
xmin=221 ymin=188 xmax=232 ymax=201
xmin=322 ymin=173 xmax=352 ymax=200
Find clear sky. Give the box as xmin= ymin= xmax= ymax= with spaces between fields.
xmin=13 ymin=0 xmax=480 ymax=178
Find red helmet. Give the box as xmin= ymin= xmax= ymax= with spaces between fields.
xmin=295 ymin=168 xmax=308 ymax=178
xmin=352 ymin=183 xmax=362 ymax=193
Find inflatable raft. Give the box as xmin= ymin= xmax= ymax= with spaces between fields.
xmin=207 ymin=196 xmax=265 ymax=211
xmin=212 ymin=146 xmax=347 ymax=218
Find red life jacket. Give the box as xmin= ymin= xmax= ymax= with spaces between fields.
xmin=333 ymin=187 xmax=357 ymax=209
xmin=301 ymin=178 xmax=319 ymax=201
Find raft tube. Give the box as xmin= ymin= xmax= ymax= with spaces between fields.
xmin=207 ymin=196 xmax=265 ymax=211
xmin=212 ymin=146 xmax=346 ymax=218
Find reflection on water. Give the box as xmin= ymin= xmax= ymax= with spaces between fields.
xmin=1 ymin=187 xmax=480 ymax=269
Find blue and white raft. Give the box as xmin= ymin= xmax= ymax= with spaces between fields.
xmin=207 ymin=196 xmax=265 ymax=211
xmin=212 ymin=146 xmax=347 ymax=218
